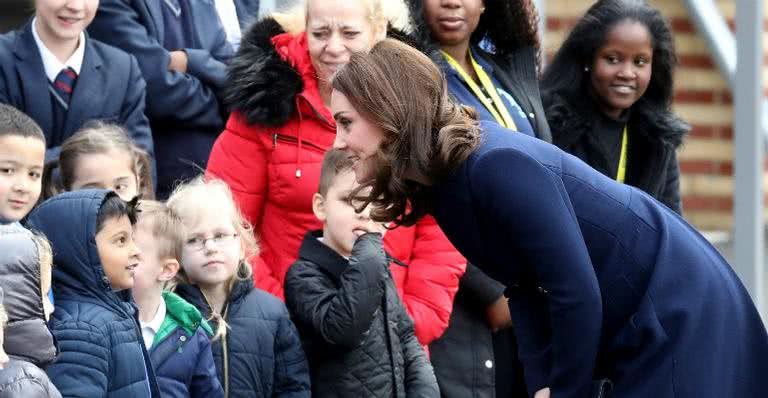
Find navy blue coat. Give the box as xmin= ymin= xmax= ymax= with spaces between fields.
xmin=88 ymin=0 xmax=234 ymax=197
xmin=0 ymin=21 xmax=153 ymax=163
xmin=26 ymin=190 xmax=161 ymax=398
xmin=429 ymin=122 xmax=768 ymax=398
xmin=175 ymin=280 xmax=311 ymax=397
xmin=233 ymin=0 xmax=261 ymax=31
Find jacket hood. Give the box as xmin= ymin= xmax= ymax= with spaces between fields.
xmin=162 ymin=291 xmax=213 ymax=337
xmin=545 ymin=92 xmax=689 ymax=149
xmin=224 ymin=16 xmax=435 ymax=127
xmin=26 ymin=190 xmax=130 ymax=315
xmin=0 ymin=223 xmax=57 ymax=366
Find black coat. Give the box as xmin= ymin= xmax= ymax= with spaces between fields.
xmin=175 ymin=279 xmax=311 ymax=398
xmin=284 ymin=232 xmax=439 ymax=398
xmin=544 ymin=93 xmax=688 ymax=214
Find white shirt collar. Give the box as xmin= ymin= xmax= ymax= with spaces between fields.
xmin=213 ymin=0 xmax=242 ymax=51
xmin=31 ymin=17 xmax=86 ymax=82
xmin=140 ymin=298 xmax=167 ymax=348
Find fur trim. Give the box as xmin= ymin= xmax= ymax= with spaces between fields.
xmin=545 ymin=92 xmax=688 ymax=149
xmin=224 ymin=17 xmax=303 ymax=127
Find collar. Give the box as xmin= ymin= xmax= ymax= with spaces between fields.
xmin=31 ymin=17 xmax=86 ymax=82
xmin=298 ymin=231 xmax=349 ymax=279
xmin=141 ymin=298 xmax=167 ymax=334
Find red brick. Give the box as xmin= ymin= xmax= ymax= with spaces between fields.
xmin=675 ymin=90 xmax=715 ymax=103
xmin=680 ymin=160 xmax=714 ymax=174
xmin=677 ymin=55 xmax=714 ymax=69
xmin=688 ymin=125 xmax=718 ymax=138
xmin=682 ymin=196 xmax=733 ymax=211
xmin=670 ymin=18 xmax=696 ymax=34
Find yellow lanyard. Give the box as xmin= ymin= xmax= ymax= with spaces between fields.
xmin=616 ymin=126 xmax=629 ymax=183
xmin=442 ymin=50 xmax=517 ymax=130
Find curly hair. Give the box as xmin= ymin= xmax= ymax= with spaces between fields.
xmin=541 ymin=0 xmax=678 ymax=112
xmin=332 ymin=39 xmax=481 ymax=226
xmin=407 ymin=0 xmax=541 ymax=64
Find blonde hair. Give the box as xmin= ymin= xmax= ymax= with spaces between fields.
xmin=43 ymin=121 xmax=155 ymax=200
xmin=136 ymin=200 xmax=185 ymax=264
xmin=0 ymin=304 xmax=6 ymax=330
xmin=272 ymin=0 xmax=408 ymax=35
xmin=31 ymin=234 xmax=53 ymax=299
xmin=166 ymin=176 xmax=258 ymax=340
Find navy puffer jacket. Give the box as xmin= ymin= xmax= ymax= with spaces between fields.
xmin=26 ymin=190 xmax=161 ymax=398
xmin=175 ymin=279 xmax=311 ymax=398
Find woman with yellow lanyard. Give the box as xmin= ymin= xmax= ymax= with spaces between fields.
xmin=405 ymin=1 xmax=551 ymax=398
xmin=541 ymin=0 xmax=688 ymax=215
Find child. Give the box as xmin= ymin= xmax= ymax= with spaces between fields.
xmin=88 ymin=0 xmax=234 ymax=198
xmin=0 ymin=0 xmax=153 ymax=164
xmin=43 ymin=121 xmax=154 ymax=201
xmin=283 ymin=149 xmax=439 ymax=397
xmin=0 ymin=232 xmax=60 ymax=397
xmin=132 ymin=200 xmax=224 ymax=398
xmin=166 ymin=177 xmax=311 ymax=397
xmin=0 ymin=104 xmax=45 ymax=224
xmin=541 ymin=0 xmax=688 ymax=214
xmin=26 ymin=190 xmax=160 ymax=398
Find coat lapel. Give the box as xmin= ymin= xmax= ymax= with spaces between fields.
xmin=142 ymin=0 xmax=166 ymax=43
xmin=62 ymin=37 xmax=103 ymax=137
xmin=14 ymin=22 xmax=55 ymax=138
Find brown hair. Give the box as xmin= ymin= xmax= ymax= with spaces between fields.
xmin=166 ymin=176 xmax=258 ymax=341
xmin=331 ymin=39 xmax=480 ymax=226
xmin=136 ymin=200 xmax=185 ymax=263
xmin=0 ymin=104 xmax=45 ymax=142
xmin=42 ymin=121 xmax=155 ymax=200
xmin=318 ymin=149 xmax=354 ymax=196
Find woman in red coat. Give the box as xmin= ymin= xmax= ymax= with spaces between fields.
xmin=206 ymin=0 xmax=466 ymax=347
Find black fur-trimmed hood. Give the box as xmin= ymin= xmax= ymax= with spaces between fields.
xmin=544 ymin=92 xmax=689 ymax=149
xmin=223 ymin=16 xmax=436 ymax=127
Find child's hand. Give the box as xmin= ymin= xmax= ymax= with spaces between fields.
xmin=485 ymin=295 xmax=513 ymax=332
xmin=168 ymin=51 xmax=188 ymax=73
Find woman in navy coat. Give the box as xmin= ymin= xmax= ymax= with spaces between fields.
xmin=329 ymin=39 xmax=768 ymax=398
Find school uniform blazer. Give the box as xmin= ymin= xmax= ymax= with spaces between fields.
xmin=88 ymin=0 xmax=234 ymax=196
xmin=429 ymin=121 xmax=768 ymax=398
xmin=233 ymin=0 xmax=260 ymax=31
xmin=0 ymin=21 xmax=153 ymax=162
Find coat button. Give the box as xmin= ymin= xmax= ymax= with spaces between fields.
xmin=485 ymin=360 xmax=493 ymax=369
xmin=528 ymin=112 xmax=535 ymax=119
xmin=180 ymin=335 xmax=187 ymax=342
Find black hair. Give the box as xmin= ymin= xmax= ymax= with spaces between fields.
xmin=408 ymin=0 xmax=541 ymax=66
xmin=0 ymin=104 xmax=45 ymax=142
xmin=96 ymin=193 xmax=139 ymax=234
xmin=541 ymin=0 xmax=677 ymax=110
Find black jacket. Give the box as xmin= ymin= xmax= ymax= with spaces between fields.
xmin=544 ymin=93 xmax=688 ymax=214
xmin=284 ymin=232 xmax=439 ymax=398
xmin=175 ymin=278 xmax=311 ymax=398
xmin=0 ymin=222 xmax=60 ymax=398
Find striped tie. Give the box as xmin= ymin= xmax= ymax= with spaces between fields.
xmin=52 ymin=67 xmax=77 ymax=105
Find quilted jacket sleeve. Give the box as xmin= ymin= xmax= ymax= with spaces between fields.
xmin=46 ymin=320 xmax=110 ymax=397
xmin=399 ymin=215 xmax=466 ymax=345
xmin=396 ymin=297 xmax=439 ymax=397
xmin=272 ymin=308 xmax=312 ymax=397
xmin=284 ymin=234 xmax=388 ymax=348
xmin=206 ymin=118 xmax=285 ymax=298
xmin=189 ymin=331 xmax=224 ymax=398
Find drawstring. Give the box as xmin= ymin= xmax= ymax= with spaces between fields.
xmin=295 ymin=97 xmax=303 ymax=178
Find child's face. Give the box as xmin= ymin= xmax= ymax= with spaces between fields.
xmin=70 ymin=150 xmax=139 ymax=201
xmin=35 ymin=0 xmax=99 ymax=44
xmin=96 ymin=215 xmax=141 ymax=291
xmin=590 ymin=19 xmax=653 ymax=119
xmin=131 ymin=219 xmax=166 ymax=295
xmin=180 ymin=206 xmax=242 ymax=289
xmin=0 ymin=135 xmax=45 ymax=223
xmin=313 ymin=170 xmax=385 ymax=257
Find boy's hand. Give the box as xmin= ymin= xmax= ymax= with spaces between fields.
xmin=486 ymin=295 xmax=513 ymax=332
xmin=168 ymin=51 xmax=188 ymax=73
xmin=534 ymin=387 xmax=550 ymax=398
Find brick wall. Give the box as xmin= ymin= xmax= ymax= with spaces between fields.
xmin=544 ymin=0 xmax=767 ymax=231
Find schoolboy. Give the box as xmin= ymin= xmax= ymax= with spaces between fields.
xmin=284 ymin=149 xmax=439 ymax=397
xmin=0 ymin=0 xmax=153 ymax=164
xmin=132 ymin=200 xmax=223 ymax=398
xmin=26 ymin=190 xmax=160 ymax=398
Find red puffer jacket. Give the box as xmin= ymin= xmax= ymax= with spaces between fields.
xmin=207 ymin=18 xmax=466 ymax=346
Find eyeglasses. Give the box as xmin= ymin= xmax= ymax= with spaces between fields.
xmin=184 ymin=232 xmax=238 ymax=251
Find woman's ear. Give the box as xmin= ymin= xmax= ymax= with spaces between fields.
xmin=312 ymin=192 xmax=327 ymax=222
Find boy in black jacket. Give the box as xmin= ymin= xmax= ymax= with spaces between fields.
xmin=284 ymin=149 xmax=439 ymax=398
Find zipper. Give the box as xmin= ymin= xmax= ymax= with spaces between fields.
xmin=298 ymin=93 xmax=333 ymax=127
xmin=222 ymin=304 xmax=230 ymax=398
xmin=272 ymin=133 xmax=328 ymax=153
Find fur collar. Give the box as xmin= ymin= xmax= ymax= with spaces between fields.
xmin=544 ymin=92 xmax=689 ymax=149
xmin=224 ymin=17 xmax=435 ymax=127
